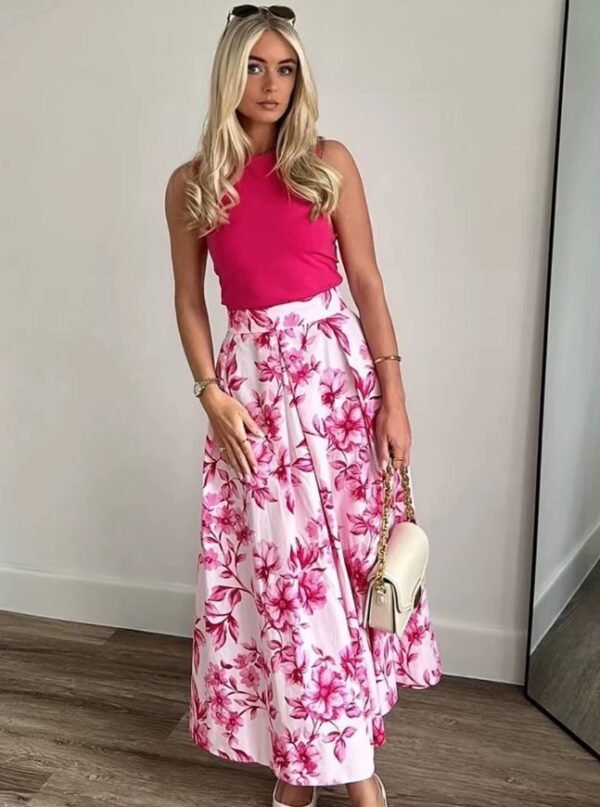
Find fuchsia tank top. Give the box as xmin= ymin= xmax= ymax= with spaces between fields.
xmin=206 ymin=148 xmax=343 ymax=310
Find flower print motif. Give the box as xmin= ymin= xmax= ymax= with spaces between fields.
xmin=204 ymin=596 xmax=241 ymax=649
xmin=348 ymin=555 xmax=370 ymax=596
xmin=239 ymin=638 xmax=270 ymax=675
xmin=189 ymin=693 xmax=210 ymax=749
xmin=323 ymin=398 xmax=367 ymax=452
xmin=236 ymin=522 xmax=253 ymax=546
xmin=200 ymin=548 xmax=220 ymax=570
xmin=316 ymin=312 xmax=352 ymax=355
xmin=281 ymin=312 xmax=303 ymax=329
xmin=359 ymin=340 xmax=372 ymax=361
xmin=344 ymin=461 xmax=372 ymax=502
xmin=289 ymin=542 xmax=320 ymax=571
xmin=203 ymin=490 xmax=227 ymax=510
xmin=227 ymin=309 xmax=247 ymax=331
xmin=284 ymin=347 xmax=307 ymax=368
xmin=298 ymin=569 xmax=327 ymax=614
xmin=385 ymin=688 xmax=397 ymax=710
xmin=271 ymin=444 xmax=295 ymax=487
xmin=245 ymin=399 xmax=282 ymax=441
xmin=247 ymin=436 xmax=275 ymax=471
xmin=255 ymin=330 xmax=273 ymax=350
xmin=205 ymin=662 xmax=228 ymax=688
xmin=256 ymin=352 xmax=286 ymax=384
xmin=272 ymin=732 xmax=293 ymax=773
xmin=403 ymin=616 xmax=430 ymax=645
xmin=363 ymin=395 xmax=380 ymax=436
xmin=233 ymin=651 xmax=253 ymax=669
xmin=225 ymin=710 xmax=244 ymax=734
xmin=253 ymin=541 xmax=282 ymax=582
xmin=240 ymin=665 xmax=261 ymax=689
xmin=280 ymin=644 xmax=309 ymax=685
xmin=303 ymin=662 xmax=348 ymax=721
xmin=372 ymin=714 xmax=386 ymax=747
xmin=305 ymin=513 xmax=328 ymax=545
xmin=320 ymin=367 xmax=349 ymax=408
xmin=288 ymin=356 xmax=320 ymax=388
xmin=264 ymin=577 xmax=300 ymax=631
xmin=208 ymin=684 xmax=234 ymax=724
xmin=340 ymin=641 xmax=363 ymax=681
xmin=193 ymin=722 xmax=210 ymax=748
xmin=287 ymin=738 xmax=320 ymax=781
xmin=246 ymin=474 xmax=280 ymax=509
xmin=215 ymin=503 xmax=242 ymax=535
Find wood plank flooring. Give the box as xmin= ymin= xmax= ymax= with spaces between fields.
xmin=0 ymin=610 xmax=598 ymax=806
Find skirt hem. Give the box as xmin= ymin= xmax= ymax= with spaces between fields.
xmin=188 ymin=668 xmax=443 ymax=787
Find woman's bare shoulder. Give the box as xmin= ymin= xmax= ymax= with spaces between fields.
xmin=164 ymin=158 xmax=202 ymax=223
xmin=318 ymin=138 xmax=358 ymax=175
xmin=166 ymin=158 xmax=199 ymax=193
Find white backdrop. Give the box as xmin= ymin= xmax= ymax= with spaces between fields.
xmin=0 ymin=0 xmax=564 ymax=683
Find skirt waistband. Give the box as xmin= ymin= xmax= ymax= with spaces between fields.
xmin=225 ymin=286 xmax=347 ymax=334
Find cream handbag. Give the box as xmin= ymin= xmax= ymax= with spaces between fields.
xmin=363 ymin=457 xmax=429 ymax=636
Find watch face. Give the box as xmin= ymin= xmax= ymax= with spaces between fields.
xmin=193 ymin=382 xmax=202 ymax=395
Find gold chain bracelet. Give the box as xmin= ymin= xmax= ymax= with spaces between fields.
xmin=373 ymin=354 xmax=401 ymax=365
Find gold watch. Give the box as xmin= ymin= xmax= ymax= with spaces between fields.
xmin=193 ymin=378 xmax=220 ymax=398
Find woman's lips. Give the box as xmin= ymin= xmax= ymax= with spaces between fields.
xmin=258 ymin=101 xmax=279 ymax=109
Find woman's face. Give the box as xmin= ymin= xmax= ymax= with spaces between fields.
xmin=237 ymin=30 xmax=298 ymax=124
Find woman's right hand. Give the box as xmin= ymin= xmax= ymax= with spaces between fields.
xmin=199 ymin=385 xmax=265 ymax=479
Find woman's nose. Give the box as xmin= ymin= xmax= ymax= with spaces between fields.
xmin=263 ymin=73 xmax=278 ymax=92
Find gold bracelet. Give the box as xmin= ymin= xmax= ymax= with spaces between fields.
xmin=373 ymin=354 xmax=402 ymax=365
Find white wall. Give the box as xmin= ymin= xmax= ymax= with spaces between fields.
xmin=530 ymin=0 xmax=600 ymax=649
xmin=0 ymin=0 xmax=564 ymax=683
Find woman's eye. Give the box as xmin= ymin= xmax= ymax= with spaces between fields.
xmin=247 ymin=63 xmax=295 ymax=76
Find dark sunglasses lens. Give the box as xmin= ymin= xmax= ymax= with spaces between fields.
xmin=231 ymin=5 xmax=259 ymax=17
xmin=268 ymin=5 xmax=295 ymax=20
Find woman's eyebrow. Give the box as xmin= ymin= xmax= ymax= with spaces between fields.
xmin=248 ymin=55 xmax=298 ymax=65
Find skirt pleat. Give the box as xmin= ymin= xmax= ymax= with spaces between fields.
xmin=189 ymin=286 xmax=442 ymax=786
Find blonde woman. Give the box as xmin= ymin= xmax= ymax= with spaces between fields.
xmin=164 ymin=6 xmax=442 ymax=807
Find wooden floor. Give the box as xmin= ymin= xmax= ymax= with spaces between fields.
xmin=0 ymin=610 xmax=598 ymax=807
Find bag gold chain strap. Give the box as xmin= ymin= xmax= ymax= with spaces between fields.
xmin=373 ymin=460 xmax=416 ymax=601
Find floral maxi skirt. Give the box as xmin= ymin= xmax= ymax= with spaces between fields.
xmin=189 ymin=285 xmax=442 ymax=786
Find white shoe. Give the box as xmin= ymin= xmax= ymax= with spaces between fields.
xmin=272 ymin=781 xmax=318 ymax=807
xmin=374 ymin=773 xmax=388 ymax=807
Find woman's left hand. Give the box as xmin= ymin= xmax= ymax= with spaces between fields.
xmin=374 ymin=399 xmax=412 ymax=469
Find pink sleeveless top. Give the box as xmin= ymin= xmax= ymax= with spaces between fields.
xmin=206 ymin=148 xmax=343 ymax=310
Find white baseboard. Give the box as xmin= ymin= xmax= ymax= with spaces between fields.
xmin=0 ymin=563 xmax=526 ymax=685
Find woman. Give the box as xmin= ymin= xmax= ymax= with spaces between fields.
xmin=164 ymin=6 xmax=442 ymax=807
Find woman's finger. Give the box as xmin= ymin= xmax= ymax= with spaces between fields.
xmin=241 ymin=438 xmax=258 ymax=473
xmin=223 ymin=440 xmax=244 ymax=477
xmin=389 ymin=441 xmax=410 ymax=468
xmin=227 ymin=434 xmax=252 ymax=479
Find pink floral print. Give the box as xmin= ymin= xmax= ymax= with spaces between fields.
xmin=189 ymin=286 xmax=442 ymax=786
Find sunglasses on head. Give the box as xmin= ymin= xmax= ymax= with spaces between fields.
xmin=226 ymin=5 xmax=296 ymax=26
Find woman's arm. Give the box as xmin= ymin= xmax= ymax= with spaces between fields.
xmin=322 ymin=139 xmax=411 ymax=466
xmin=164 ymin=162 xmax=223 ymax=411
xmin=323 ymin=139 xmax=406 ymax=407
xmin=164 ymin=163 xmax=262 ymax=477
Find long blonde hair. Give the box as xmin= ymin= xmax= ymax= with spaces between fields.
xmin=184 ymin=13 xmax=342 ymax=237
